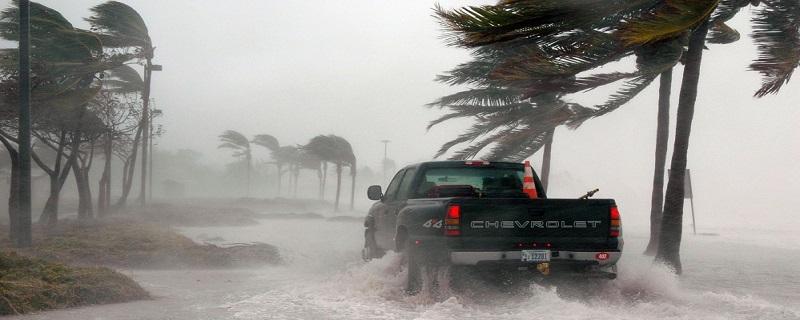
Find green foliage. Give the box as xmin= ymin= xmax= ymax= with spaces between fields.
xmin=429 ymin=0 xmax=724 ymax=161
xmin=617 ymin=0 xmax=719 ymax=46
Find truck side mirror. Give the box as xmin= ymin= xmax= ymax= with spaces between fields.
xmin=367 ymin=185 xmax=383 ymax=200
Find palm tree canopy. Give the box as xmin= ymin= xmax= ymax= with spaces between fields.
xmin=328 ymin=135 xmax=356 ymax=167
xmin=0 ymin=1 xmax=123 ymax=116
xmin=749 ymin=0 xmax=800 ymax=96
xmin=304 ymin=135 xmax=355 ymax=168
xmin=273 ymin=145 xmax=299 ymax=165
xmin=85 ymin=1 xmax=152 ymax=53
xmin=252 ymin=134 xmax=280 ymax=152
xmin=103 ymin=64 xmax=144 ymax=94
xmin=428 ymin=0 xmax=730 ymax=161
xmin=218 ymin=130 xmax=250 ymax=158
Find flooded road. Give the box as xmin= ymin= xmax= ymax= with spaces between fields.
xmin=10 ymin=216 xmax=800 ymax=320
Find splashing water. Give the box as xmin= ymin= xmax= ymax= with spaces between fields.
xmin=182 ymin=218 xmax=799 ymax=320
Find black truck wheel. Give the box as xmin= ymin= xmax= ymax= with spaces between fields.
xmin=403 ymin=240 xmax=422 ymax=295
xmin=362 ymin=228 xmax=385 ymax=261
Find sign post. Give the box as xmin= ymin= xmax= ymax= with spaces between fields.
xmin=685 ymin=169 xmax=696 ymax=235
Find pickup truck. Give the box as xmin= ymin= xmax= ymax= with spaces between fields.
xmin=362 ymin=160 xmax=622 ymax=293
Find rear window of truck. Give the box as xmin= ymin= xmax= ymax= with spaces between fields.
xmin=414 ymin=167 xmax=525 ymax=198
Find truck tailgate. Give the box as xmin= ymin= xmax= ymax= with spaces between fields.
xmin=453 ymin=198 xmax=616 ymax=251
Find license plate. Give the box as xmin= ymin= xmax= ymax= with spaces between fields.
xmin=521 ymin=250 xmax=551 ymax=262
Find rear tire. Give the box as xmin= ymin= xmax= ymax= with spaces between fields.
xmin=403 ymin=240 xmax=422 ymax=295
xmin=362 ymin=228 xmax=385 ymax=261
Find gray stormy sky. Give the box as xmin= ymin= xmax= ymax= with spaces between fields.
xmin=3 ymin=1 xmax=799 ymax=229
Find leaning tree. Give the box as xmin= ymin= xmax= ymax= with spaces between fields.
xmin=219 ymin=130 xmax=253 ymax=196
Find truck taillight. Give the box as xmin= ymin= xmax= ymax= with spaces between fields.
xmin=609 ymin=206 xmax=621 ymax=238
xmin=464 ymin=160 xmax=490 ymax=166
xmin=445 ymin=204 xmax=461 ymax=236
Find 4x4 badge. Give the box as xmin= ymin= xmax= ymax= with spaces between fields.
xmin=423 ymin=219 xmax=443 ymax=229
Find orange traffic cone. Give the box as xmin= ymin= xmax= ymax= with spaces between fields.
xmin=523 ymin=161 xmax=538 ymax=199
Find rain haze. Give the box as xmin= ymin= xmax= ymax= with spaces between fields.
xmin=1 ymin=1 xmax=799 ymax=319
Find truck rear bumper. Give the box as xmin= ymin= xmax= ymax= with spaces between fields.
xmin=450 ymin=250 xmax=621 ymax=267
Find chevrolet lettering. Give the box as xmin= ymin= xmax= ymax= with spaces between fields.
xmin=469 ymin=220 xmax=602 ymax=229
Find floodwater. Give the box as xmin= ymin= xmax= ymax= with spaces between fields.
xmin=9 ymin=214 xmax=800 ymax=320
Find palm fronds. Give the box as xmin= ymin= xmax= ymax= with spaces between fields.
xmin=750 ymin=0 xmax=800 ymax=97
xmin=218 ymin=130 xmax=251 ymax=158
xmin=252 ymin=134 xmax=280 ymax=152
xmin=86 ymin=1 xmax=151 ymax=50
xmin=617 ymin=0 xmax=720 ymax=46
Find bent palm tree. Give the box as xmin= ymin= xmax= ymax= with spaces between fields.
xmin=219 ymin=130 xmax=252 ymax=196
xmin=87 ymin=1 xmax=154 ymax=205
xmin=304 ymin=135 xmax=337 ymax=200
xmin=252 ymin=134 xmax=283 ymax=194
xmin=304 ymin=135 xmax=356 ymax=211
xmin=435 ymin=0 xmax=720 ymax=272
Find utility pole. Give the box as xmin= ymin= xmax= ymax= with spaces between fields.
xmin=149 ymin=109 xmax=162 ymax=201
xmin=148 ymin=112 xmax=154 ymax=201
xmin=138 ymin=56 xmax=161 ymax=206
xmin=16 ymin=0 xmax=32 ymax=247
xmin=380 ymin=140 xmax=390 ymax=181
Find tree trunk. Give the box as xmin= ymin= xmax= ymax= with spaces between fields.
xmin=320 ymin=162 xmax=328 ymax=200
xmin=293 ymin=167 xmax=299 ymax=198
xmin=334 ymin=164 xmax=342 ymax=212
xmin=73 ymin=162 xmax=94 ymax=220
xmin=36 ymin=133 xmax=79 ymax=227
xmin=6 ymin=150 xmax=19 ymax=243
xmin=246 ymin=154 xmax=251 ymax=197
xmin=655 ymin=21 xmax=710 ymax=274
xmin=276 ymin=164 xmax=283 ymax=196
xmin=349 ymin=166 xmax=356 ymax=211
xmin=40 ymin=183 xmax=59 ymax=226
xmin=644 ymin=68 xmax=673 ymax=256
xmin=316 ymin=166 xmax=323 ymax=200
xmin=98 ymin=133 xmax=112 ymax=216
xmin=117 ymin=124 xmax=143 ymax=207
xmin=540 ymin=128 xmax=554 ymax=192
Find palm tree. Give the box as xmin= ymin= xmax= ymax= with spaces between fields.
xmin=643 ymin=0 xmax=754 ymax=256
xmin=304 ymin=135 xmax=337 ymax=200
xmin=295 ymin=149 xmax=323 ymax=198
xmin=435 ymin=0 xmax=720 ymax=272
xmin=643 ymin=68 xmax=672 ymax=255
xmin=304 ymin=135 xmax=356 ymax=211
xmin=328 ymin=135 xmax=356 ymax=212
xmin=1 ymin=0 xmax=133 ymax=235
xmin=273 ymin=145 xmax=299 ymax=195
xmin=219 ymin=130 xmax=252 ymax=196
xmin=96 ymin=64 xmax=145 ymax=216
xmin=86 ymin=1 xmax=155 ymax=206
xmin=252 ymin=134 xmax=282 ymax=193
xmin=655 ymin=21 xmax=712 ymax=273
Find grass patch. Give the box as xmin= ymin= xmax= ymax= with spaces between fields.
xmin=0 ymin=251 xmax=148 ymax=315
xmin=0 ymin=217 xmax=282 ymax=269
